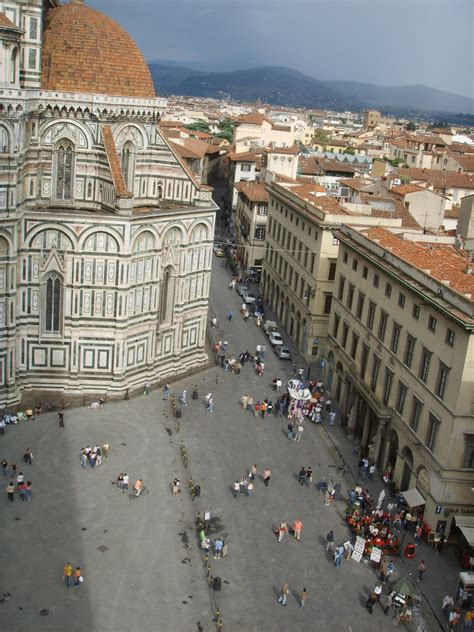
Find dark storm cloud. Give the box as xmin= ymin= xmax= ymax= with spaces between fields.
xmin=90 ymin=0 xmax=473 ymax=96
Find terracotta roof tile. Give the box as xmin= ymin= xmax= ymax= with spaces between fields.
xmin=41 ymin=2 xmax=155 ymax=98
xmin=100 ymin=125 xmax=131 ymax=197
xmin=363 ymin=227 xmax=474 ymax=299
xmin=235 ymin=181 xmax=269 ymax=203
xmin=396 ymin=167 xmax=474 ymax=190
xmin=0 ymin=12 xmax=20 ymax=30
xmin=266 ymin=145 xmax=299 ymax=155
xmin=390 ymin=184 xmax=424 ymax=195
xmin=358 ymin=194 xmax=421 ymax=229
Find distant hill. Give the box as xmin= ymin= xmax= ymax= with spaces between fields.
xmin=149 ymin=64 xmax=474 ymax=116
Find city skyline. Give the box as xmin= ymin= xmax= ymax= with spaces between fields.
xmin=91 ymin=0 xmax=473 ymax=98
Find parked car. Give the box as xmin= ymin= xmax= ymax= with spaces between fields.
xmin=242 ymin=292 xmax=256 ymax=304
xmin=268 ymin=331 xmax=284 ymax=347
xmin=213 ymin=245 xmax=225 ymax=257
xmin=236 ymin=284 xmax=249 ymax=297
xmin=263 ymin=320 xmax=278 ymax=336
xmin=275 ymin=345 xmax=291 ymax=360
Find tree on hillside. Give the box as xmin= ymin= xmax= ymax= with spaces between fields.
xmin=406 ymin=121 xmax=417 ymax=131
xmin=343 ymin=147 xmax=355 ymax=155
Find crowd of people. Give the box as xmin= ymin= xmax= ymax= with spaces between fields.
xmin=79 ymin=443 xmax=110 ymax=468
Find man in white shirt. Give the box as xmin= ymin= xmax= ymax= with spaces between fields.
xmin=122 ymin=473 xmax=129 ymax=494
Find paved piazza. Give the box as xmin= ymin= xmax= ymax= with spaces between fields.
xmin=0 ymin=258 xmax=447 ymax=632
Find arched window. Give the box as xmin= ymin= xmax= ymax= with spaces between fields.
xmin=45 ymin=273 xmax=62 ymax=332
xmin=0 ymin=127 xmax=9 ymax=153
xmin=121 ymin=141 xmax=134 ymax=191
xmin=55 ymin=140 xmax=74 ymax=200
xmin=159 ymin=266 xmax=173 ymax=323
xmin=10 ymin=48 xmax=18 ymax=84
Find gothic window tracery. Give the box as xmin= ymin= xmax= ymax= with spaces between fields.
xmin=54 ymin=139 xmax=74 ymax=201
xmin=44 ymin=273 xmax=62 ymax=332
xmin=159 ymin=266 xmax=173 ymax=323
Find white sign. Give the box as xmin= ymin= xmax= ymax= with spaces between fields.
xmin=370 ymin=547 xmax=382 ymax=563
xmin=351 ymin=536 xmax=366 ymax=562
xmin=351 ymin=549 xmax=363 ymax=562
xmin=204 ymin=511 xmax=210 ymax=521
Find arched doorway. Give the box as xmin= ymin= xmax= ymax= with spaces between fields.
xmin=385 ymin=429 xmax=399 ymax=473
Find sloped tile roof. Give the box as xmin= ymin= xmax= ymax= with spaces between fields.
xmin=364 ymin=227 xmax=474 ymax=299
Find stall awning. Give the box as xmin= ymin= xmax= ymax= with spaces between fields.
xmin=402 ymin=488 xmax=426 ymax=508
xmin=455 ymin=517 xmax=474 ymax=547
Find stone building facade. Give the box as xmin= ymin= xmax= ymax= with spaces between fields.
xmin=0 ymin=0 xmax=217 ymax=406
xmin=327 ymin=225 xmax=474 ymax=533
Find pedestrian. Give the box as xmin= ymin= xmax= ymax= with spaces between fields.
xmin=102 ymin=442 xmax=110 ymax=459
xmin=366 ymin=585 xmax=382 ymax=614
xmin=329 ymin=411 xmax=336 ymax=426
xmin=122 ymin=473 xmax=129 ymax=494
xmin=63 ymin=562 xmax=73 ymax=589
xmin=298 ymin=367 xmax=304 ymax=380
xmin=233 ymin=481 xmax=240 ymax=498
xmin=247 ymin=480 xmax=253 ymax=495
xmin=368 ymin=463 xmax=376 ymax=480
xmin=180 ymin=390 xmax=187 ymax=407
xmin=25 ymin=480 xmax=32 ymax=502
xmin=383 ymin=590 xmax=395 ymax=616
xmin=17 ymin=471 xmax=24 ymax=488
xmin=254 ymin=401 xmax=260 ymax=418
xmin=80 ymin=450 xmax=88 ymax=468
xmin=343 ymin=540 xmax=354 ymax=560
xmin=325 ymin=398 xmax=331 ymax=412
xmin=10 ymin=460 xmax=16 ymax=476
xmin=207 ymin=396 xmax=214 ymax=412
xmin=19 ymin=481 xmax=26 ymax=501
xmin=334 ymin=545 xmax=344 ymax=567
xmin=448 ymin=609 xmax=460 ymax=630
xmin=464 ymin=609 xmax=473 ymax=630
xmin=247 ymin=396 xmax=254 ymax=411
xmin=1 ymin=459 xmax=8 ymax=476
xmin=442 ymin=594 xmax=454 ymax=619
xmin=23 ymin=448 xmax=33 ymax=465
xmin=436 ymin=533 xmax=446 ymax=555
xmin=227 ymin=310 xmax=233 ymax=321
xmin=278 ymin=583 xmax=289 ymax=606
xmin=277 ymin=521 xmax=288 ymax=542
xmin=298 ymin=466 xmax=306 ymax=485
xmin=58 ymin=411 xmax=64 ymax=427
xmin=163 ymin=383 xmax=171 ymax=399
xmin=287 ymin=421 xmax=294 ymax=440
xmin=295 ymin=424 xmax=304 ymax=442
xmin=417 ymin=560 xmax=426 ymax=581
xmin=241 ymin=394 xmax=249 ymax=409
xmin=299 ymin=588 xmax=308 ymax=609
xmin=305 ymin=466 xmax=313 ymax=486
xmin=0 ymin=417 xmax=4 ymax=435
xmin=293 ymin=519 xmax=303 ymax=541
xmin=263 ymin=467 xmax=271 ymax=487
xmin=172 ymin=478 xmax=181 ymax=495
xmin=326 ymin=530 xmax=335 ymax=552
xmin=144 ymin=381 xmax=150 ymax=395
xmin=249 ymin=464 xmax=257 ymax=481
xmin=73 ymin=566 xmax=83 ymax=588
xmin=5 ymin=481 xmax=14 ymax=501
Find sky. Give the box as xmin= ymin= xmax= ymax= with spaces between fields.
xmin=91 ymin=0 xmax=473 ymax=97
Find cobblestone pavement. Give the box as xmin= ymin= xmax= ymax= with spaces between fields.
xmin=0 ymin=258 xmax=457 ymax=632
